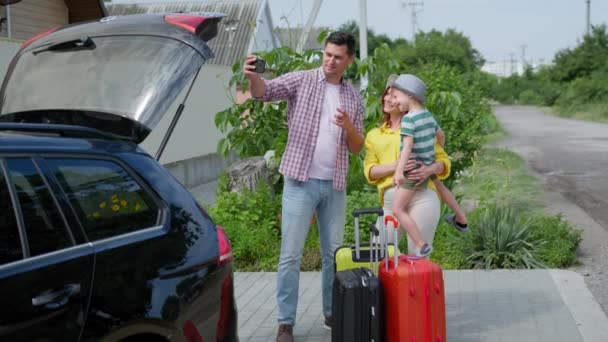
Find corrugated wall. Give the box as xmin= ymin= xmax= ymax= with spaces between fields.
xmin=107 ymin=0 xmax=264 ymax=66
xmin=3 ymin=0 xmax=68 ymax=40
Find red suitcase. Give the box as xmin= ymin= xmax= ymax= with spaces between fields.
xmin=379 ymin=216 xmax=447 ymax=342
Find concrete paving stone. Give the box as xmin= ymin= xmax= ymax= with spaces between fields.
xmin=235 ymin=270 xmax=608 ymax=341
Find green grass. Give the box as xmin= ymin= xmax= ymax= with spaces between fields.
xmin=452 ymin=147 xmax=542 ymax=214
xmin=543 ymin=103 xmax=608 ymax=124
xmin=432 ymin=147 xmax=581 ymax=269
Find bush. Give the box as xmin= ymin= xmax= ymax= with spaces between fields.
xmin=465 ymin=205 xmax=547 ymax=269
xmin=530 ymin=214 xmax=581 ymax=268
xmin=518 ymin=89 xmax=543 ymax=105
xmin=413 ymin=64 xmax=493 ymax=175
xmin=210 ymin=177 xmax=343 ymax=271
xmin=208 ymin=183 xmax=282 ymax=271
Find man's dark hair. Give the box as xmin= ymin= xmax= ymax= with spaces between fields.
xmin=325 ymin=31 xmax=356 ymax=56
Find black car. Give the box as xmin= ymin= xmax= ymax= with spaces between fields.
xmin=0 ymin=13 xmax=238 ymax=341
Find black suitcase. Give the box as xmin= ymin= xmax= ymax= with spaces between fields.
xmin=332 ymin=208 xmax=385 ymax=342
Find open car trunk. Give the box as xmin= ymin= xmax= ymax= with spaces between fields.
xmin=0 ymin=13 xmax=223 ymax=145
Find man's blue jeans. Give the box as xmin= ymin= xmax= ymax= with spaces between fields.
xmin=277 ymin=177 xmax=346 ymax=326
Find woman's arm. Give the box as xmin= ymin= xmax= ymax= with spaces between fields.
xmin=406 ymin=141 xmax=450 ymax=182
xmin=364 ymin=129 xmax=397 ymax=183
xmin=369 ymin=161 xmax=397 ymax=181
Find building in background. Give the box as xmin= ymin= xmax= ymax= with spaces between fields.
xmin=0 ymin=0 xmax=107 ymax=76
xmin=0 ymin=0 xmax=106 ymax=40
xmin=482 ymin=59 xmax=551 ymax=78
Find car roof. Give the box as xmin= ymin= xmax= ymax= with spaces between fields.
xmin=0 ymin=123 xmax=140 ymax=155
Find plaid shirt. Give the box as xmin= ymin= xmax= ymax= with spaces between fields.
xmin=261 ymin=68 xmax=364 ymax=191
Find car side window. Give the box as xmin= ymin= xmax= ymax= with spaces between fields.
xmin=46 ymin=158 xmax=159 ymax=241
xmin=0 ymin=164 xmax=21 ymax=264
xmin=6 ymin=158 xmax=72 ymax=257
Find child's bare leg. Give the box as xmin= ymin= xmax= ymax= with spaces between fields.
xmin=391 ymin=187 xmax=425 ymax=248
xmin=433 ymin=178 xmax=468 ymax=225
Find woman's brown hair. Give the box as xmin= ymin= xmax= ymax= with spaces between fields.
xmin=380 ymin=86 xmax=392 ymax=128
xmin=381 ymin=74 xmax=399 ymax=129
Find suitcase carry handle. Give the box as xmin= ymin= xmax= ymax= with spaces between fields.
xmin=384 ymin=215 xmax=398 ymax=229
xmin=353 ymin=208 xmax=384 ymax=217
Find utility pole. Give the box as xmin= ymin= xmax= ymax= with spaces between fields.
xmin=296 ymin=0 xmax=323 ymax=53
xmin=585 ymin=0 xmax=591 ymax=35
xmin=359 ymin=0 xmax=369 ymax=89
xmin=519 ymin=44 xmax=527 ymax=71
xmin=402 ymin=1 xmax=424 ymax=41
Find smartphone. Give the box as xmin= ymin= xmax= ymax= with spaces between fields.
xmin=252 ymin=57 xmax=266 ymax=73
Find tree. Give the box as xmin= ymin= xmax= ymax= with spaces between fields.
xmin=337 ymin=20 xmax=401 ymax=58
xmin=402 ymin=29 xmax=485 ymax=73
xmin=551 ymin=25 xmax=608 ymax=83
xmin=215 ymin=40 xmax=492 ymax=192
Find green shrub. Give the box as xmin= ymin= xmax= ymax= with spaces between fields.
xmin=208 ymin=183 xmax=282 ymax=271
xmin=209 ymin=178 xmax=340 ymax=271
xmin=465 ymin=205 xmax=547 ymax=269
xmin=412 ymin=64 xmax=492 ymax=176
xmin=530 ymin=214 xmax=581 ymax=268
xmin=518 ymin=89 xmax=543 ymax=105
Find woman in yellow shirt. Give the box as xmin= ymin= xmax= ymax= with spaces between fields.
xmin=364 ymin=75 xmax=452 ymax=253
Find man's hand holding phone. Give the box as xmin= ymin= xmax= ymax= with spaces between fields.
xmin=243 ymin=55 xmax=266 ymax=78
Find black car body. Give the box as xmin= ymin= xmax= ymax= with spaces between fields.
xmin=0 ymin=14 xmax=238 ymax=342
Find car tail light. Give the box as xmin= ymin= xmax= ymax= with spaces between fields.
xmin=216 ymin=225 xmax=233 ymax=266
xmin=21 ymin=26 xmax=59 ymax=49
xmin=182 ymin=320 xmax=203 ymax=342
xmin=164 ymin=14 xmax=222 ymax=41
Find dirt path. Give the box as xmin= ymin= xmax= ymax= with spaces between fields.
xmin=493 ymin=105 xmax=608 ymax=315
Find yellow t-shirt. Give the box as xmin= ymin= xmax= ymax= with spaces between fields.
xmin=363 ymin=122 xmax=451 ymax=205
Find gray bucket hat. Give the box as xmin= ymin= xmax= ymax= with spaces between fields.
xmin=390 ymin=74 xmax=427 ymax=103
xmin=385 ymin=74 xmax=398 ymax=90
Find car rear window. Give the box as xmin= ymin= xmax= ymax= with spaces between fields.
xmin=46 ymin=158 xmax=159 ymax=241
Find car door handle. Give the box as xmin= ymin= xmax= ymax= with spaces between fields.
xmin=32 ymin=283 xmax=81 ymax=308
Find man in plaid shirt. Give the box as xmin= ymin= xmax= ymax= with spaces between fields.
xmin=243 ymin=31 xmax=364 ymax=342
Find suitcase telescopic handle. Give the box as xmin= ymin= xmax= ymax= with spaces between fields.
xmin=353 ymin=208 xmax=384 ymax=217
xmin=353 ymin=208 xmax=384 ymax=260
xmin=384 ymin=214 xmax=400 ymax=270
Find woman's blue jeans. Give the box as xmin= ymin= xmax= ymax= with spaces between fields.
xmin=276 ymin=177 xmax=346 ymax=326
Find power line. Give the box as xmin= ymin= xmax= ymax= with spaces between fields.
xmin=402 ymin=1 xmax=424 ymax=41
xmin=519 ymin=44 xmax=527 ymax=68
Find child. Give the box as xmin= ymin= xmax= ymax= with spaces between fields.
xmin=390 ymin=74 xmax=438 ymax=257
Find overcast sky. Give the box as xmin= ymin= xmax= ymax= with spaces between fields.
xmin=267 ymin=0 xmax=608 ymax=64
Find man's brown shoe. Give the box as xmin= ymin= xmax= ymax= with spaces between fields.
xmin=276 ymin=324 xmax=294 ymax=342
